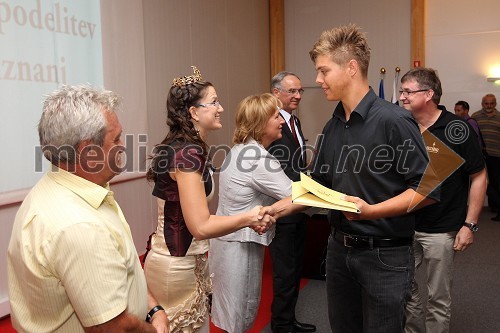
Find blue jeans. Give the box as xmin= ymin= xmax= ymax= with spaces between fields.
xmin=326 ymin=234 xmax=415 ymax=333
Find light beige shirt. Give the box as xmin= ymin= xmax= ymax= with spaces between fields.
xmin=7 ymin=168 xmax=148 ymax=333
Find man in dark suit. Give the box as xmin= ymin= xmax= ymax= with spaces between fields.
xmin=268 ymin=71 xmax=316 ymax=333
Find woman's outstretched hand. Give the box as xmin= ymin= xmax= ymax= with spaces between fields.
xmin=248 ymin=205 xmax=276 ymax=234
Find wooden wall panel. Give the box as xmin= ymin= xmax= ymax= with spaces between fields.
xmin=411 ymin=0 xmax=425 ymax=67
xmin=270 ymin=0 xmax=285 ymax=75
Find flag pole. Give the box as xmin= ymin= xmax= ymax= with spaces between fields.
xmin=391 ymin=67 xmax=401 ymax=105
xmin=379 ymin=67 xmax=386 ymax=99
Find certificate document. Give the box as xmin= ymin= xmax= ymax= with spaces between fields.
xmin=292 ymin=173 xmax=360 ymax=213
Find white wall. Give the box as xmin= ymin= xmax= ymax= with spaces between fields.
xmin=426 ymin=0 xmax=500 ymax=112
xmin=283 ymin=0 xmax=412 ymax=148
xmin=283 ymin=0 xmax=500 ymax=155
xmin=0 ymin=205 xmax=18 ymax=317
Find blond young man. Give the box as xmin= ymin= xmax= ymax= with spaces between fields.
xmin=309 ymin=25 xmax=436 ymax=333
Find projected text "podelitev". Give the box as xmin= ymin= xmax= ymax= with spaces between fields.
xmin=0 ymin=0 xmax=97 ymax=39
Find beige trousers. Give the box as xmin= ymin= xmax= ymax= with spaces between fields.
xmin=405 ymin=231 xmax=457 ymax=333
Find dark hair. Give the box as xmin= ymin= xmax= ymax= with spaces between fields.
xmin=147 ymin=81 xmax=213 ymax=181
xmin=455 ymin=100 xmax=469 ymax=110
xmin=400 ymin=67 xmax=442 ymax=105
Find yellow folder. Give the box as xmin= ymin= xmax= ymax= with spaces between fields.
xmin=292 ymin=172 xmax=360 ymax=213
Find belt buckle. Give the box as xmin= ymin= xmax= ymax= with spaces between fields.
xmin=343 ymin=235 xmax=353 ymax=247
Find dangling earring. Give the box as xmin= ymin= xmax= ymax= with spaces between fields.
xmin=191 ymin=111 xmax=200 ymax=135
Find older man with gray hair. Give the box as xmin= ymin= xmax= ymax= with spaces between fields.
xmin=8 ymin=85 xmax=168 ymax=333
xmin=268 ymin=71 xmax=315 ymax=333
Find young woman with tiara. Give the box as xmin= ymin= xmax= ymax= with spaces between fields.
xmin=143 ymin=67 xmax=275 ymax=332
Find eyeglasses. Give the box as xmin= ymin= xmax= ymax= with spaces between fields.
xmin=279 ymin=88 xmax=305 ymax=95
xmin=196 ymin=101 xmax=221 ymax=108
xmin=399 ymin=89 xmax=429 ymax=97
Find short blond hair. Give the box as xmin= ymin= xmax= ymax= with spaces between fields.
xmin=309 ymin=24 xmax=371 ymax=77
xmin=233 ymin=93 xmax=283 ymax=144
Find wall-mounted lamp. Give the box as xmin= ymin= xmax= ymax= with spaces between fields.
xmin=487 ymin=77 xmax=500 ymax=83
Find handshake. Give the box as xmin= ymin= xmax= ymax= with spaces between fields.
xmin=246 ymin=194 xmax=310 ymax=234
xmin=248 ymin=205 xmax=278 ymax=235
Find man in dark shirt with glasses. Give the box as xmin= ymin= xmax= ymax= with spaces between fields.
xmin=401 ymin=67 xmax=487 ymax=333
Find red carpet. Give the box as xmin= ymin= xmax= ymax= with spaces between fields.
xmin=1 ymin=249 xmax=309 ymax=332
xmin=0 ymin=316 xmax=16 ymax=333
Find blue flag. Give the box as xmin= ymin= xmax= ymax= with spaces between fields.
xmin=379 ymin=78 xmax=385 ymax=100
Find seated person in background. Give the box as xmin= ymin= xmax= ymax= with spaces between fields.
xmin=209 ymin=93 xmax=305 ymax=333
xmin=454 ymin=100 xmax=484 ymax=149
xmin=7 ymin=85 xmax=168 ymax=333
xmin=143 ymin=67 xmax=275 ymax=333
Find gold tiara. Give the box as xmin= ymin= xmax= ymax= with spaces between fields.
xmin=172 ymin=66 xmax=203 ymax=87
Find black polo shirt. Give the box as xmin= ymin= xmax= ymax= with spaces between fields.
xmin=416 ymin=106 xmax=485 ymax=233
xmin=311 ymin=89 xmax=431 ymax=238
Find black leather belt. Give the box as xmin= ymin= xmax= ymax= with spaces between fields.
xmin=333 ymin=231 xmax=412 ymax=249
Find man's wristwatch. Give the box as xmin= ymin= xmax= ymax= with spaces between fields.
xmin=145 ymin=305 xmax=165 ymax=323
xmin=463 ymin=222 xmax=479 ymax=232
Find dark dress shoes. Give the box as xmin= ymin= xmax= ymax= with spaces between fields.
xmin=492 ymin=213 xmax=500 ymax=221
xmin=293 ymin=319 xmax=316 ymax=333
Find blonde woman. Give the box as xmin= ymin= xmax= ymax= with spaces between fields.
xmin=209 ymin=93 xmax=304 ymax=333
